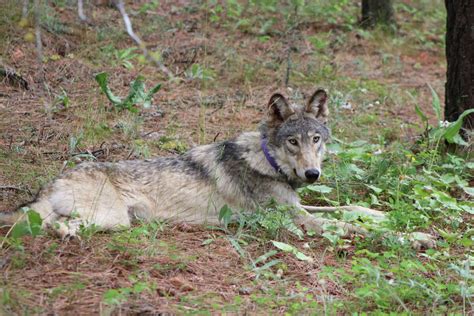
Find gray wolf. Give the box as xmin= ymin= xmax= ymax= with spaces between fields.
xmin=2 ymin=89 xmax=435 ymax=249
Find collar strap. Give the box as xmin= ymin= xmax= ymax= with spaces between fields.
xmin=261 ymin=137 xmax=281 ymax=173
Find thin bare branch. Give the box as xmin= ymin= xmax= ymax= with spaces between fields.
xmin=33 ymin=0 xmax=44 ymax=83
xmin=115 ymin=0 xmax=174 ymax=80
xmin=77 ymin=0 xmax=88 ymax=22
xmin=33 ymin=0 xmax=42 ymax=60
xmin=22 ymin=0 xmax=29 ymax=18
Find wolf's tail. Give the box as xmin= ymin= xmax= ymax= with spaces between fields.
xmin=1 ymin=198 xmax=57 ymax=228
xmin=0 ymin=210 xmax=24 ymax=226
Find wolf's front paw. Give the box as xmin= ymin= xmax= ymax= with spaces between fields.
xmin=324 ymin=220 xmax=368 ymax=237
xmin=53 ymin=219 xmax=83 ymax=240
xmin=407 ymin=232 xmax=437 ymax=250
xmin=296 ymin=216 xmax=367 ymax=238
xmin=295 ymin=216 xmax=325 ymax=235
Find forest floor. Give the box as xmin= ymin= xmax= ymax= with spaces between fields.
xmin=0 ymin=0 xmax=472 ymax=314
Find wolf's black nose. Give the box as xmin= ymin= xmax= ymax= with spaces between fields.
xmin=305 ymin=169 xmax=320 ymax=182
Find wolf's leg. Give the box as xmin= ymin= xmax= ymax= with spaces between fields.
xmin=26 ymin=197 xmax=81 ymax=239
xmin=293 ymin=209 xmax=367 ymax=237
xmin=400 ymin=232 xmax=437 ymax=250
xmin=294 ymin=209 xmax=437 ymax=249
xmin=300 ymin=204 xmax=386 ymax=221
xmin=29 ymin=197 xmax=60 ymax=228
xmin=45 ymin=176 xmax=131 ymax=238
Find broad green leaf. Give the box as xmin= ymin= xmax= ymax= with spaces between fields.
xmin=11 ymin=209 xmax=43 ymax=239
xmin=439 ymin=173 xmax=456 ymax=185
xmin=219 ymin=204 xmax=233 ymax=229
xmin=459 ymin=237 xmax=473 ymax=247
xmin=132 ymin=282 xmax=150 ymax=294
xmin=295 ymin=251 xmax=313 ymax=262
xmin=366 ymin=184 xmax=382 ymax=194
xmin=370 ymin=193 xmax=380 ymax=206
xmin=444 ymin=109 xmax=474 ymax=144
xmin=432 ymin=191 xmax=458 ymax=209
xmin=254 ymin=250 xmax=278 ymax=265
xmin=95 ymin=72 xmax=161 ymax=112
xmin=285 ymin=221 xmax=305 ymax=239
xmin=429 ymin=127 xmax=446 ymax=140
xmin=201 ymin=238 xmax=214 ymax=246
xmin=415 ymin=104 xmax=428 ymax=126
xmin=142 ymin=83 xmax=162 ymax=108
xmin=228 ymin=237 xmax=245 ymax=258
xmin=271 ymin=240 xmax=294 ymax=252
xmin=254 ymin=259 xmax=281 ymax=272
xmin=347 ymin=163 xmax=365 ymax=175
xmin=95 ymin=72 xmax=122 ymax=106
xmin=306 ymin=184 xmax=333 ymax=194
xmin=451 ymin=134 xmax=468 ymax=146
xmin=271 ymin=240 xmax=313 ymax=262
xmin=103 ymin=289 xmax=127 ymax=305
xmin=322 ymin=232 xmax=339 ymax=245
xmin=129 ymin=76 xmax=146 ymax=103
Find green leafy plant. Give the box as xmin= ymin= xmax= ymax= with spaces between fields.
xmin=157 ymin=136 xmax=188 ymax=154
xmin=103 ymin=280 xmax=154 ymax=306
xmin=219 ymin=204 xmax=233 ymax=230
xmin=423 ymin=84 xmax=474 ymax=146
xmin=53 ymin=88 xmax=70 ymax=110
xmin=242 ymin=202 xmax=304 ymax=239
xmin=95 ymin=72 xmax=161 ymax=112
xmin=185 ymin=64 xmax=215 ymax=81
xmin=10 ymin=208 xmax=43 ymax=239
xmin=249 ymin=249 xmax=281 ymax=280
xmin=271 ymin=240 xmax=313 ymax=262
xmin=115 ymin=47 xmax=139 ymax=69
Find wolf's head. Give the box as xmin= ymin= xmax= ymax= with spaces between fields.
xmin=260 ymin=89 xmax=330 ymax=185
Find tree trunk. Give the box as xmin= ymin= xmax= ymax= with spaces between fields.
xmin=361 ymin=0 xmax=395 ymax=28
xmin=445 ymin=0 xmax=474 ymax=136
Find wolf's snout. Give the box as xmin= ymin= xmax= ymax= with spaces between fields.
xmin=304 ymin=169 xmax=320 ymax=182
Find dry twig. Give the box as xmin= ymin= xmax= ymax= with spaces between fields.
xmin=22 ymin=0 xmax=29 ymax=18
xmin=77 ymin=0 xmax=89 ymax=23
xmin=33 ymin=0 xmax=45 ymax=84
xmin=115 ymin=0 xmax=174 ymax=80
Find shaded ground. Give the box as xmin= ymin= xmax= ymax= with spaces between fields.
xmin=1 ymin=224 xmax=352 ymax=314
xmin=1 ymin=0 xmax=464 ymax=314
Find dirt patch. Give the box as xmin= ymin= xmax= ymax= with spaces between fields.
xmin=1 ymin=224 xmax=350 ymax=314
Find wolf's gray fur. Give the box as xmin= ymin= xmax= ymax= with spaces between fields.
xmin=9 ymin=89 xmax=332 ymax=237
xmin=1 ymin=89 xmax=436 ymax=249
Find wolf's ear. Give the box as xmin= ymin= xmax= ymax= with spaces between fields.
xmin=307 ymin=89 xmax=329 ymax=122
xmin=268 ymin=93 xmax=293 ymax=124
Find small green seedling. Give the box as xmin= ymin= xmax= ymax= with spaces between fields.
xmin=95 ymin=72 xmax=161 ymax=112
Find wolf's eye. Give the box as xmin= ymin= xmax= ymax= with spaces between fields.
xmin=313 ymin=136 xmax=320 ymax=143
xmin=288 ymin=139 xmax=298 ymax=146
